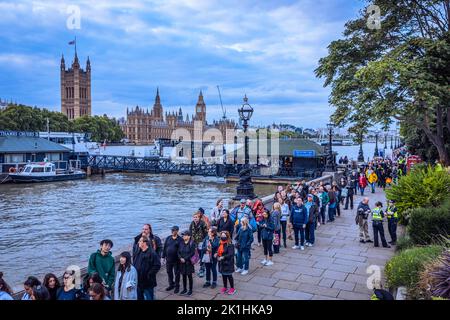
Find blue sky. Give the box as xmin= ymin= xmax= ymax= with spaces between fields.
xmin=0 ymin=0 xmax=364 ymax=127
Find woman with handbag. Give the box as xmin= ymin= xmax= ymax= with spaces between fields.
xmin=201 ymin=227 xmax=219 ymax=289
xmin=217 ymin=231 xmax=236 ymax=295
xmin=178 ymin=230 xmax=197 ymax=296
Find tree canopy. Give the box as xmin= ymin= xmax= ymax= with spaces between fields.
xmin=316 ymin=0 xmax=450 ymax=164
xmin=0 ymin=104 xmax=124 ymax=142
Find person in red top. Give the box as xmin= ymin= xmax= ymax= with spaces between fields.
xmin=252 ymin=199 xmax=265 ymax=247
xmin=358 ymin=173 xmax=368 ymax=196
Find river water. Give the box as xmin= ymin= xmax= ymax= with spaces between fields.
xmin=0 ymin=174 xmax=274 ymax=291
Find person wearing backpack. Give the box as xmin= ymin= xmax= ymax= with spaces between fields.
xmin=217 ymin=231 xmax=236 ymax=295
xmin=87 ymin=239 xmax=115 ymax=294
xmin=235 ymin=217 xmax=253 ymax=275
xmin=178 ymin=230 xmax=197 ymax=296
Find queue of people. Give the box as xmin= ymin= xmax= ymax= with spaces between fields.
xmin=2 ymin=157 xmax=399 ymax=300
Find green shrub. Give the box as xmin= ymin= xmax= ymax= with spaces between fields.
xmin=408 ymin=198 xmax=450 ymax=245
xmin=386 ymin=165 xmax=450 ymax=223
xmin=385 ymin=245 xmax=444 ymax=298
xmin=395 ymin=235 xmax=415 ymax=252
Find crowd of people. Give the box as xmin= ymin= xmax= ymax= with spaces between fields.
xmin=0 ymin=156 xmax=405 ymax=301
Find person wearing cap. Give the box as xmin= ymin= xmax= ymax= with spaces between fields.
xmin=87 ymin=239 xmax=115 ymax=293
xmin=162 ymin=226 xmax=183 ymax=293
xmin=304 ymin=194 xmax=318 ymax=247
xmin=178 ymin=230 xmax=196 ymax=296
xmin=386 ymin=200 xmax=398 ymax=245
xmin=371 ymin=201 xmax=391 ymax=248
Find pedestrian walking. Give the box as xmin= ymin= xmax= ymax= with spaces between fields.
xmin=162 ymin=226 xmax=183 ymax=294
xmin=356 ymin=198 xmax=373 ymax=243
xmin=178 ymin=231 xmax=197 ymax=296
xmin=114 ymin=251 xmax=138 ymax=300
xmin=327 ymin=187 xmax=337 ymax=222
xmin=217 ymin=231 xmax=236 ymax=295
xmin=359 ymin=173 xmax=368 ymax=196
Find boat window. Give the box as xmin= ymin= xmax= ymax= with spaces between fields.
xmin=45 ymin=166 xmax=52 ymax=172
xmin=24 ymin=166 xmax=32 ymax=173
xmin=31 ymin=167 xmax=44 ymax=173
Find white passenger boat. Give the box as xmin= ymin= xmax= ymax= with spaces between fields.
xmin=9 ymin=161 xmax=86 ymax=183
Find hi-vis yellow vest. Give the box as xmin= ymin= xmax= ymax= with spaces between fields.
xmin=387 ymin=206 xmax=398 ymax=219
xmin=372 ymin=207 xmax=383 ymax=221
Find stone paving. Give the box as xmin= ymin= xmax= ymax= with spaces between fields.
xmin=156 ymin=188 xmax=396 ymax=300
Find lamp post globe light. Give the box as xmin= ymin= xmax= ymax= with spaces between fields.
xmin=324 ymin=123 xmax=335 ymax=172
xmin=234 ymin=95 xmax=256 ymax=200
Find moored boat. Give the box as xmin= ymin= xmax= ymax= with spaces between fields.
xmin=9 ymin=161 xmax=86 ymax=183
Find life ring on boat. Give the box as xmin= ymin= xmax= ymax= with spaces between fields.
xmin=8 ymin=167 xmax=16 ymax=173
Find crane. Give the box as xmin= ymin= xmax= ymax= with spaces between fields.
xmin=216 ymin=85 xmax=227 ymax=120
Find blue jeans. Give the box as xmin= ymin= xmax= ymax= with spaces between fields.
xmin=370 ymin=183 xmax=376 ymax=193
xmin=305 ymin=222 xmax=315 ymax=244
xmin=205 ymin=260 xmax=218 ymax=283
xmin=293 ymin=226 xmax=305 ymax=246
xmin=328 ymin=206 xmax=336 ymax=221
xmin=236 ymin=249 xmax=250 ymax=270
xmin=360 ymin=187 xmax=365 ymax=196
xmin=138 ymin=287 xmax=155 ymax=300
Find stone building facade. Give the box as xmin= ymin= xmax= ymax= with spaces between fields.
xmin=122 ymin=89 xmax=236 ymax=144
xmin=60 ymin=52 xmax=91 ymax=120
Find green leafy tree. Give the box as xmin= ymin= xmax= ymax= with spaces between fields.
xmin=316 ymin=0 xmax=450 ymax=165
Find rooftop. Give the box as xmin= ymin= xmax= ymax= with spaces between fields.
xmin=0 ymin=136 xmax=71 ymax=153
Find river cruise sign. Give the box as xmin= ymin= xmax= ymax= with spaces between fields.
xmin=293 ymin=150 xmax=316 ymax=158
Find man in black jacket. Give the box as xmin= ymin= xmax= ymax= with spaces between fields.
xmin=162 ymin=226 xmax=183 ymax=294
xmin=356 ymin=198 xmax=373 ymax=244
xmin=133 ymin=224 xmax=163 ymax=263
xmin=134 ymin=235 xmax=161 ymax=300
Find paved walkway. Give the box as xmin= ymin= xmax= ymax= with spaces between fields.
xmin=156 ymin=188 xmax=396 ymax=300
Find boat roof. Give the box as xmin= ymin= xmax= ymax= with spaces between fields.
xmin=0 ymin=136 xmax=71 ymax=153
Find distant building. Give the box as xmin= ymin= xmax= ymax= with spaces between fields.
xmin=60 ymin=50 xmax=91 ymax=120
xmin=0 ymin=131 xmax=71 ymax=173
xmin=122 ymin=89 xmax=236 ymax=144
xmin=0 ymin=98 xmax=8 ymax=109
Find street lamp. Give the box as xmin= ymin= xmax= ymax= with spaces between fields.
xmin=324 ymin=123 xmax=335 ymax=171
xmin=234 ymin=95 xmax=256 ymax=200
xmin=357 ymin=132 xmax=365 ymax=162
xmin=390 ymin=135 xmax=393 ymax=149
xmin=374 ymin=131 xmax=380 ymax=158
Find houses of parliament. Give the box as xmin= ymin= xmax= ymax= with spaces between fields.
xmin=122 ymin=89 xmax=236 ymax=144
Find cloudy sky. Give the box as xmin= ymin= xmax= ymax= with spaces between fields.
xmin=0 ymin=0 xmax=364 ymax=127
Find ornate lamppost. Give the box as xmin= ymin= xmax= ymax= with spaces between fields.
xmin=234 ymin=95 xmax=256 ymax=200
xmin=374 ymin=131 xmax=380 ymax=158
xmin=357 ymin=132 xmax=365 ymax=162
xmin=324 ymin=123 xmax=335 ymax=171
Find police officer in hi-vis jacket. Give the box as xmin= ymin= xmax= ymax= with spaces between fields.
xmin=371 ymin=201 xmax=391 ymax=248
xmin=386 ymin=200 xmax=398 ymax=245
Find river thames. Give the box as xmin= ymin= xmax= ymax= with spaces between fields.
xmin=0 ymin=173 xmax=275 ymax=291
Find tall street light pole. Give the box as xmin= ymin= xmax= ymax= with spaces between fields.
xmin=357 ymin=132 xmax=365 ymax=162
xmin=374 ymin=131 xmax=379 ymax=158
xmin=234 ymin=95 xmax=256 ymax=200
xmin=325 ymin=123 xmax=335 ymax=171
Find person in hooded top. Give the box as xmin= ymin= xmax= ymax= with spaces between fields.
xmin=87 ymin=239 xmax=115 ymax=293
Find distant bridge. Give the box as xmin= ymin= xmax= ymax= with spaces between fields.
xmin=85 ymin=155 xmax=324 ymax=179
